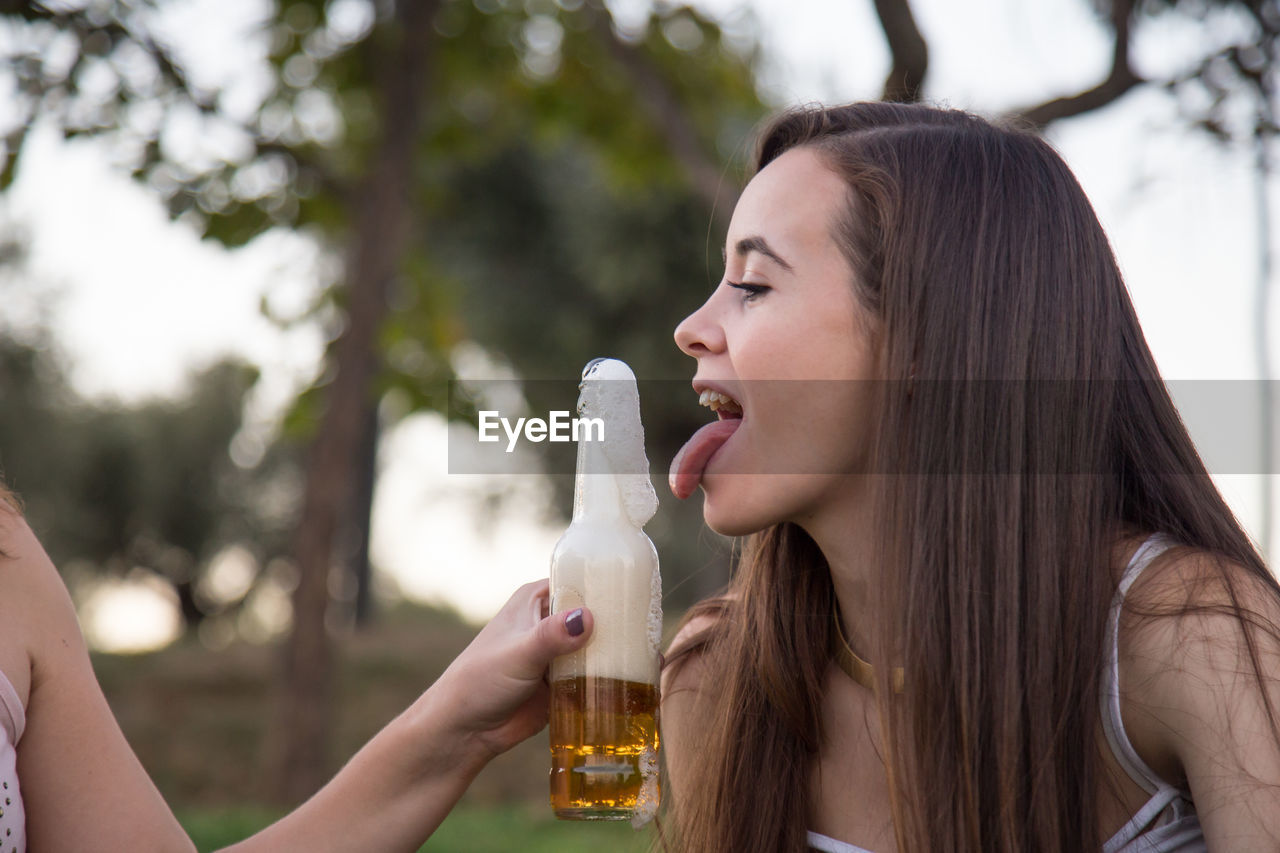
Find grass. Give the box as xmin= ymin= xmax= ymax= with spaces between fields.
xmin=178 ymin=807 xmax=281 ymax=851
xmin=422 ymin=804 xmax=654 ymax=852
xmin=179 ymin=804 xmax=655 ymax=852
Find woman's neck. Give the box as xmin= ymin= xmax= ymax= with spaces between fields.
xmin=796 ymin=479 xmax=881 ymax=667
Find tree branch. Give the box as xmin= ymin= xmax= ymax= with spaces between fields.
xmin=584 ymin=2 xmax=736 ymax=226
xmin=1006 ymin=0 xmax=1143 ymax=131
xmin=872 ymin=0 xmax=929 ymax=103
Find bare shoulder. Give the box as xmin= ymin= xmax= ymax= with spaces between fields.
xmin=1119 ymin=544 xmax=1280 ymax=845
xmin=1121 ymin=544 xmax=1280 ymax=663
xmin=0 ymin=506 xmax=193 ymax=850
xmin=660 ymin=593 xmax=734 ymax=800
xmin=0 ymin=507 xmax=85 ymax=707
xmin=1120 ymin=543 xmax=1280 ymax=687
xmin=661 ymin=592 xmax=734 ymax=697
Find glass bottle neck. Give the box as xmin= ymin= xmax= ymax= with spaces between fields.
xmin=572 ymin=438 xmax=625 ymax=523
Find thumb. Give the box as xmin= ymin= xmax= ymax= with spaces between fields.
xmin=515 ymin=607 xmax=594 ymax=679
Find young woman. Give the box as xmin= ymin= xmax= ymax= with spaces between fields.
xmin=662 ymin=102 xmax=1280 ymax=851
xmin=0 ymin=484 xmax=594 ymax=851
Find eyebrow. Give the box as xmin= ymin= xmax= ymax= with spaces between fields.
xmin=722 ymin=235 xmax=795 ymax=273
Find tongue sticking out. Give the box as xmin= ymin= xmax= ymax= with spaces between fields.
xmin=669 ymin=418 xmax=742 ymax=500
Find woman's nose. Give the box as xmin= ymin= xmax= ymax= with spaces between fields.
xmin=674 ymin=294 xmax=725 ymax=358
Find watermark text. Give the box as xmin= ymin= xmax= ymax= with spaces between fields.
xmin=478 ymin=410 xmax=605 ymax=452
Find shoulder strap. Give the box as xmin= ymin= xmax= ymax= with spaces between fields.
xmin=0 ymin=666 xmax=24 ymax=746
xmin=1100 ymin=534 xmax=1177 ymax=796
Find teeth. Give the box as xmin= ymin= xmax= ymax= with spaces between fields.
xmin=698 ymin=389 xmax=742 ymax=414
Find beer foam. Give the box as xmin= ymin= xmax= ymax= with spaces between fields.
xmin=551 ymin=357 xmax=662 ymax=686
xmin=549 ymin=523 xmax=661 ymax=686
xmin=648 ymin=551 xmax=662 ymax=655
xmin=632 ymin=744 xmax=660 ymax=827
xmin=578 ymin=359 xmax=659 ymax=528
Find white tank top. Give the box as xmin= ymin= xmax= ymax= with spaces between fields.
xmin=0 ymin=665 xmax=25 ymax=852
xmin=1098 ymin=535 xmax=1204 ymax=852
xmin=808 ymin=535 xmax=1206 ymax=853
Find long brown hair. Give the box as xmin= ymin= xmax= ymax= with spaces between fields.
xmin=0 ymin=480 xmax=20 ymax=560
xmin=0 ymin=480 xmax=18 ymax=514
xmin=665 ymin=102 xmax=1273 ymax=851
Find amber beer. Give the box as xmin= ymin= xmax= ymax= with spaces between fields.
xmin=547 ymin=470 xmax=662 ymax=822
xmin=549 ymin=676 xmax=659 ymax=818
xmin=549 ymin=358 xmax=662 ymax=822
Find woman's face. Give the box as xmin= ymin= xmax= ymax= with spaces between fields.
xmin=672 ymin=146 xmax=881 ymax=536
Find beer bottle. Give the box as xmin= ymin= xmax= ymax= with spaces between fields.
xmin=549 ymin=358 xmax=662 ymax=823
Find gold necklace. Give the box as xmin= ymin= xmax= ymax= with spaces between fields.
xmin=831 ymin=607 xmax=905 ymax=693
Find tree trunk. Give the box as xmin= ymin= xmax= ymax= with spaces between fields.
xmin=1254 ymin=128 xmax=1274 ymax=560
xmin=350 ymin=401 xmax=379 ymax=629
xmin=273 ymin=0 xmax=439 ymax=805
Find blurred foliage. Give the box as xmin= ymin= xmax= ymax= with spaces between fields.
xmin=0 ymin=330 xmax=300 ymax=629
xmin=0 ymin=0 xmax=765 ymax=614
xmin=9 ymin=0 xmax=1270 ymax=622
xmin=429 ymin=139 xmax=737 ymax=603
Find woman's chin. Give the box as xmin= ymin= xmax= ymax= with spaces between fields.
xmin=703 ymin=512 xmax=763 ymax=539
xmin=700 ymin=475 xmax=785 ymax=537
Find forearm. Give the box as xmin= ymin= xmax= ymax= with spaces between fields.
xmin=220 ymin=686 xmax=491 ymax=853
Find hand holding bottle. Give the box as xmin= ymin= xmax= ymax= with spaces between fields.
xmin=428 ymin=579 xmax=596 ymax=761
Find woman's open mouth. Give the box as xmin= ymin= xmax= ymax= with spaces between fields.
xmin=669 ymin=387 xmax=745 ymax=499
xmin=700 ymin=389 xmax=744 ymax=419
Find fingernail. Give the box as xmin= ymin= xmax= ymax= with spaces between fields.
xmin=565 ymin=608 xmax=584 ymax=637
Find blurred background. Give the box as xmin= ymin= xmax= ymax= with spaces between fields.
xmin=0 ymin=0 xmax=1276 ymax=849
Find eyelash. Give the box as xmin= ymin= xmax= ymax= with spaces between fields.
xmin=727 ymin=281 xmax=769 ymax=301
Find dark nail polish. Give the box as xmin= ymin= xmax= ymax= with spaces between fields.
xmin=565 ymin=608 xmax=585 ymax=637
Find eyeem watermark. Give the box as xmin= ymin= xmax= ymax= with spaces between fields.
xmin=451 ymin=378 xmax=1280 ymax=476
xmin=478 ymin=410 xmax=604 ymax=453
